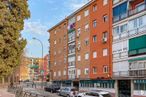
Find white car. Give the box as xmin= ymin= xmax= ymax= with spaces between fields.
xmin=77 ymin=90 xmax=112 ymax=97
xmin=59 ymin=87 xmax=78 ymax=97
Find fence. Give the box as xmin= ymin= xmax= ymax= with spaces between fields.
xmin=7 ymin=85 xmax=51 ymax=97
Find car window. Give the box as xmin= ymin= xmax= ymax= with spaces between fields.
xmin=71 ymin=88 xmax=77 ymax=91
xmin=86 ymin=92 xmax=99 ymax=97
xmin=102 ymin=94 xmax=112 ymax=97
xmin=64 ymin=88 xmax=69 ymax=91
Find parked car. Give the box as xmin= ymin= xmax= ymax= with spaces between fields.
xmin=77 ymin=90 xmax=112 ymax=97
xmin=59 ymin=87 xmax=78 ymax=97
xmin=44 ymin=84 xmax=60 ymax=93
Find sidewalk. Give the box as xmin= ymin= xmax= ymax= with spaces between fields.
xmin=0 ymin=88 xmax=15 ymax=97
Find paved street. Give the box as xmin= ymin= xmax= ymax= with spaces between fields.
xmin=0 ymin=88 xmax=15 ymax=97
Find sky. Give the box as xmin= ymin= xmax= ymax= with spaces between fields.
xmin=21 ymin=0 xmax=90 ymax=58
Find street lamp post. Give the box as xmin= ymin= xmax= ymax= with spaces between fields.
xmin=33 ymin=37 xmax=44 ymax=88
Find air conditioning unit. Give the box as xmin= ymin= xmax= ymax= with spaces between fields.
xmin=102 ymin=37 xmax=107 ymax=43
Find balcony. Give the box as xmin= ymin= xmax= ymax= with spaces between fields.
xmin=68 ymin=75 xmax=76 ymax=80
xmin=113 ymin=25 xmax=146 ymax=41
xmin=68 ymin=50 xmax=75 ymax=56
xmin=113 ymin=70 xmax=146 ymax=78
xmin=113 ymin=4 xmax=146 ymax=23
xmin=68 ymin=61 xmax=75 ymax=67
xmin=68 ymin=37 xmax=75 ymax=43
xmin=129 ymin=3 xmax=146 ymax=16
xmin=113 ymin=51 xmax=128 ymax=61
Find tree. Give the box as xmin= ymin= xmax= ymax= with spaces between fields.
xmin=0 ymin=0 xmax=30 ymax=78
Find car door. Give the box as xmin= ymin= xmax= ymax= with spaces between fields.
xmin=84 ymin=92 xmax=100 ymax=97
xmin=62 ymin=88 xmax=67 ymax=96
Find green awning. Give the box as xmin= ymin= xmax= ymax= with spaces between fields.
xmin=128 ymin=57 xmax=146 ymax=62
xmin=68 ymin=28 xmax=75 ymax=33
xmin=30 ymin=65 xmax=39 ymax=69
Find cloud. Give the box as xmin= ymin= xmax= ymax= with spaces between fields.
xmin=65 ymin=0 xmax=90 ymax=11
xmin=23 ymin=21 xmax=48 ymax=35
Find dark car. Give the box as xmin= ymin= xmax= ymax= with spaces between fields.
xmin=44 ymin=84 xmax=60 ymax=93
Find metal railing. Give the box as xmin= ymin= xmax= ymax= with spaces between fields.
xmin=8 ymin=86 xmax=51 ymax=97
xmin=113 ymin=25 xmax=146 ymax=41
xmin=113 ymin=70 xmax=146 ymax=78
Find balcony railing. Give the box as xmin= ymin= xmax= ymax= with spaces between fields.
xmin=113 ymin=4 xmax=146 ymax=23
xmin=68 ymin=75 xmax=76 ymax=79
xmin=113 ymin=51 xmax=128 ymax=60
xmin=129 ymin=3 xmax=146 ymax=16
xmin=68 ymin=61 xmax=75 ymax=67
xmin=113 ymin=25 xmax=146 ymax=41
xmin=113 ymin=70 xmax=146 ymax=78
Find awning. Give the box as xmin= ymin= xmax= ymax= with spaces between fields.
xmin=29 ymin=64 xmax=39 ymax=69
xmin=128 ymin=57 xmax=146 ymax=62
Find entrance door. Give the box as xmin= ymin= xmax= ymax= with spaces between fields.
xmin=73 ymin=81 xmax=79 ymax=89
xmin=118 ymin=80 xmax=131 ymax=97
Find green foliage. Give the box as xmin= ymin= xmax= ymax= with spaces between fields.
xmin=0 ymin=0 xmax=30 ymax=77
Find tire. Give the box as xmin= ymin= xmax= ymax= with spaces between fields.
xmin=51 ymin=90 xmax=53 ymax=93
xmin=67 ymin=95 xmax=70 ymax=97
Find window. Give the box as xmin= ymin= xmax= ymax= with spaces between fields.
xmin=85 ymin=24 xmax=89 ymax=31
xmin=85 ymin=53 xmax=89 ymax=60
xmin=54 ymin=72 xmax=56 ymax=77
xmin=63 ymin=70 xmax=66 ymax=75
xmin=77 ymin=15 xmax=81 ymax=21
xmin=103 ymin=32 xmax=108 ymax=39
xmin=93 ymin=35 xmax=97 ymax=42
xmin=84 ymin=10 xmax=89 ymax=17
xmin=93 ymin=20 xmax=97 ymax=28
xmin=54 ymin=61 xmax=57 ymax=65
xmin=54 ymin=30 xmax=57 ymax=34
xmin=103 ymin=48 xmax=108 ymax=56
xmin=113 ymin=26 xmax=119 ymax=36
xmin=93 ymin=51 xmax=97 ymax=58
xmin=54 ymin=51 xmax=56 ymax=55
xmin=103 ymin=66 xmax=109 ymax=73
xmin=103 ymin=0 xmax=108 ymax=5
xmin=93 ymin=4 xmax=97 ymax=12
xmin=77 ymin=28 xmax=81 ymax=35
xmin=93 ymin=67 xmax=97 ymax=74
xmin=103 ymin=15 xmax=108 ymax=22
xmin=58 ymin=71 xmax=61 ymax=76
xmin=77 ymin=69 xmax=81 ymax=76
xmin=85 ymin=39 xmax=89 ymax=46
xmin=113 ymin=2 xmax=128 ymax=22
xmin=136 ymin=3 xmax=145 ymax=13
xmin=78 ymin=55 xmax=81 ymax=61
xmin=54 ymin=40 xmax=56 ymax=44
xmin=120 ymin=24 xmax=127 ymax=33
xmin=84 ymin=68 xmax=89 ymax=75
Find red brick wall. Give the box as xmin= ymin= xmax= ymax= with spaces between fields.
xmin=89 ymin=0 xmax=113 ymax=79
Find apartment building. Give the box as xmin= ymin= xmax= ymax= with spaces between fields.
xmin=49 ymin=20 xmax=68 ymax=85
xmin=48 ymin=0 xmax=114 ymax=91
xmin=112 ymin=0 xmax=146 ymax=97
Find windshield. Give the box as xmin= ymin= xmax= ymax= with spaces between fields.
xmin=102 ymin=94 xmax=112 ymax=97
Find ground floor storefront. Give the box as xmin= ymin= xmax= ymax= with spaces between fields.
xmin=53 ymin=79 xmax=146 ymax=97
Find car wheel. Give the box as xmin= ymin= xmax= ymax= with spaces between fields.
xmin=67 ymin=95 xmax=70 ymax=97
xmin=51 ymin=90 xmax=53 ymax=93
